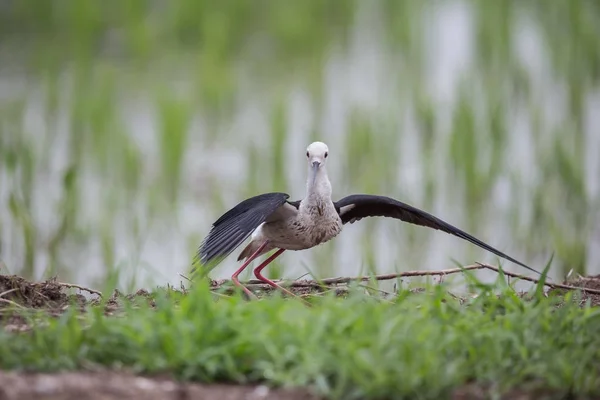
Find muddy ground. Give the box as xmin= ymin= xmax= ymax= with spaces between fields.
xmin=0 ymin=370 xmax=319 ymax=400
xmin=1 ymin=273 xmax=600 ymax=400
xmin=2 ymin=370 xmax=594 ymax=400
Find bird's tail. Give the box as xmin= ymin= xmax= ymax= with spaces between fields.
xmin=237 ymin=240 xmax=271 ymax=261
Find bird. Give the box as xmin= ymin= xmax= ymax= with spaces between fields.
xmin=195 ymin=141 xmax=540 ymax=299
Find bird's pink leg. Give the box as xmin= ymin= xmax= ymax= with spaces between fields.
xmin=253 ymin=249 xmax=299 ymax=298
xmin=231 ymin=241 xmax=269 ymax=299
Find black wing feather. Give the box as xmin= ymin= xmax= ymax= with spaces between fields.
xmin=335 ymin=194 xmax=540 ymax=275
xmin=196 ymin=192 xmax=291 ymax=269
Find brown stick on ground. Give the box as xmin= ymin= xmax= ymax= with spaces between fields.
xmin=56 ymin=282 xmax=103 ymax=298
xmin=210 ymin=262 xmax=600 ymax=296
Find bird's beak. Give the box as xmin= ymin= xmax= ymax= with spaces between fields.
xmin=311 ymin=161 xmax=320 ymax=186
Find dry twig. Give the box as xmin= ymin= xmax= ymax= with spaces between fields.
xmin=0 ymin=298 xmax=26 ymax=309
xmin=208 ymin=262 xmax=600 ymax=296
xmin=0 ymin=288 xmax=19 ymax=299
xmin=57 ymin=282 xmax=102 ymax=298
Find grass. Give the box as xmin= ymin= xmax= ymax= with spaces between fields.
xmin=1 ymin=278 xmax=600 ymax=399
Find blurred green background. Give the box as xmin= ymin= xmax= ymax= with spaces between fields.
xmin=0 ymin=0 xmax=599 ymax=290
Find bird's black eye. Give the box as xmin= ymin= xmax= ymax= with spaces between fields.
xmin=306 ymin=151 xmax=309 ymax=158
xmin=324 ymin=152 xmax=328 ymax=158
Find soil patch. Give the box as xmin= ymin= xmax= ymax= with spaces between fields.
xmin=0 ymin=370 xmax=320 ymax=400
xmin=550 ymin=274 xmax=600 ymax=307
xmin=1 ymin=371 xmax=596 ymax=400
xmin=452 ymin=383 xmax=600 ymax=400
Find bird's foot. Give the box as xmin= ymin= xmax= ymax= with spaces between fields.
xmin=231 ymin=277 xmax=258 ymax=300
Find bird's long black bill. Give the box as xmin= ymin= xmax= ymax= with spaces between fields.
xmin=311 ymin=162 xmax=319 ymax=187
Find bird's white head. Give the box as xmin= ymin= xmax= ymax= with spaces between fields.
xmin=305 ymin=141 xmax=330 ymax=195
xmin=306 ymin=141 xmax=329 ymax=167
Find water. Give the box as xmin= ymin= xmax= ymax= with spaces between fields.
xmin=1 ymin=1 xmax=598 ymax=290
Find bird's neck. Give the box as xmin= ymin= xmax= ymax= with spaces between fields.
xmin=306 ymin=167 xmax=332 ymax=202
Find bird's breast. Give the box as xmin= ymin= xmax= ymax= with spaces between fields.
xmin=300 ymin=204 xmax=342 ymax=244
xmin=305 ymin=215 xmax=342 ymax=245
xmin=262 ymin=205 xmax=342 ymax=250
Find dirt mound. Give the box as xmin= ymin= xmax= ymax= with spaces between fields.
xmin=0 ymin=275 xmax=87 ymax=310
xmin=3 ymin=272 xmax=600 ymax=315
xmin=0 ymin=276 xmax=160 ymax=332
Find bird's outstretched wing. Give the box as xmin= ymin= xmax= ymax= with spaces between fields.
xmin=195 ymin=192 xmax=296 ymax=273
xmin=334 ymin=194 xmax=540 ymax=275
